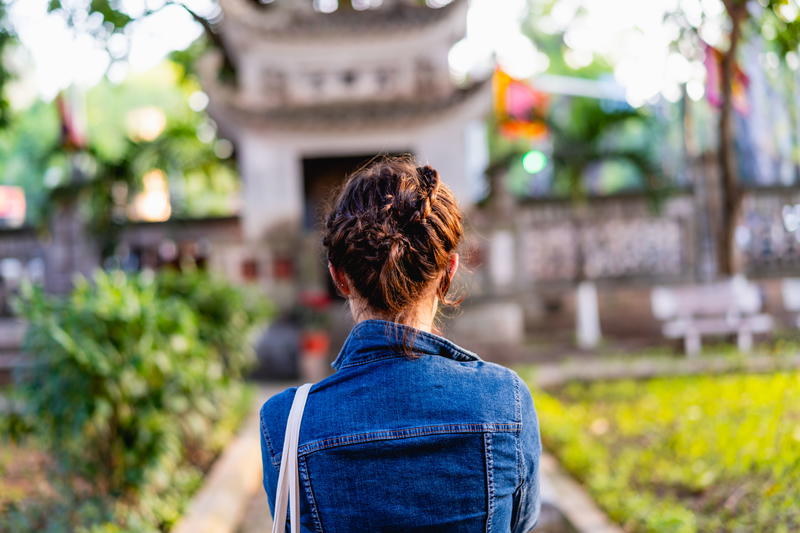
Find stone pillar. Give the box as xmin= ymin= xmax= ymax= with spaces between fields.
xmin=237 ymin=135 xmax=304 ymax=241
xmin=44 ymin=201 xmax=99 ymax=294
xmin=414 ymin=119 xmax=487 ymax=208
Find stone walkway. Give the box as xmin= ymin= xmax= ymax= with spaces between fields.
xmin=238 ymin=489 xmax=272 ymax=533
xmin=237 ymin=385 xmax=284 ymax=533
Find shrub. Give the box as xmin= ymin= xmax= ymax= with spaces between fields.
xmin=5 ymin=269 xmax=267 ymax=531
xmin=155 ymin=268 xmax=271 ymax=379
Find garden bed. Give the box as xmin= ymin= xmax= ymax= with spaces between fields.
xmin=0 ymin=443 xmax=51 ymax=512
xmin=525 ymin=369 xmax=800 ymax=533
xmin=0 ymin=270 xmax=270 ymax=532
xmin=0 ymin=385 xmax=254 ymax=532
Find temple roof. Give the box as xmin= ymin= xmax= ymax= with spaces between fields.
xmin=221 ymin=0 xmax=466 ymax=39
xmin=206 ymin=77 xmax=491 ymax=133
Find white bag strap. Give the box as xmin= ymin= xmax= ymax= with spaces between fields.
xmin=272 ymin=383 xmax=313 ymax=533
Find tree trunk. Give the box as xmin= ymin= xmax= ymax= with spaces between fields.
xmin=785 ymin=66 xmax=800 ymax=184
xmin=684 ymin=84 xmax=718 ymax=280
xmin=717 ymin=3 xmax=747 ymax=277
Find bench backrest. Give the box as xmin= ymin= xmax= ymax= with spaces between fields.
xmin=651 ymin=278 xmax=762 ymax=320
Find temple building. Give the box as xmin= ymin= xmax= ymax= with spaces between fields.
xmin=200 ymin=0 xmax=490 ymax=302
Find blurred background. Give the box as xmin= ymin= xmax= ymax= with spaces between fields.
xmin=0 ymin=0 xmax=799 ymax=532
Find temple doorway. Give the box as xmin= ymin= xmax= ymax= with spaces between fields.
xmin=301 ymin=153 xmax=409 ymax=298
xmin=302 ymin=154 xmax=377 ymax=230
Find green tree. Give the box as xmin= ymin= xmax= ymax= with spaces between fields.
xmin=0 ymin=1 xmax=15 ymax=128
xmin=0 ymin=101 xmax=60 ymax=222
xmin=674 ymin=0 xmax=800 ymax=275
xmin=487 ymin=97 xmax=664 ymax=202
xmin=42 ymin=63 xmax=238 ymax=258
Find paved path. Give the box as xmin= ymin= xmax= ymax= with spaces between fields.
xmin=238 ymin=489 xmax=272 ymax=533
xmin=172 ymin=383 xmax=287 ymax=533
xmin=238 ymin=384 xmax=287 ymax=533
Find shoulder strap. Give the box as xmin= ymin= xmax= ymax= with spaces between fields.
xmin=272 ymin=383 xmax=313 ymax=533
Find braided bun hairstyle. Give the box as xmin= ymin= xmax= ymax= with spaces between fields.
xmin=322 ymin=155 xmax=463 ymax=350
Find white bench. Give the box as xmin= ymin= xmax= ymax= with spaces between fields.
xmin=651 ymin=278 xmax=773 ymax=356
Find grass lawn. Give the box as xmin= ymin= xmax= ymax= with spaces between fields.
xmin=523 ymin=370 xmax=800 ymax=533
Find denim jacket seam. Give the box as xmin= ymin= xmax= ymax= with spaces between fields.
xmin=334 ymin=319 xmax=481 ymax=368
xmin=260 ymin=414 xmax=281 ymax=468
xmin=403 ymin=323 xmax=481 ymax=361
xmin=287 ymin=423 xmax=521 ymax=459
xmin=337 ymin=352 xmax=479 ymax=370
xmin=299 ymin=455 xmax=325 ymax=533
xmin=335 ymin=353 xmax=405 ymax=369
xmin=484 ymin=432 xmax=495 ymax=533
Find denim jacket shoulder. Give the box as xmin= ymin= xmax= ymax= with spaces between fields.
xmin=260 ymin=319 xmax=541 ymax=532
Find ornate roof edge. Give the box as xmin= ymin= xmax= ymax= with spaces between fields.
xmin=220 ymin=0 xmax=467 ymax=41
xmin=200 ymin=54 xmax=491 ymax=134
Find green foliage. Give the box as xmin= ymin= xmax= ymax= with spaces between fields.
xmin=489 ymin=96 xmax=666 ymax=202
xmin=5 ymin=270 xmax=266 ymax=532
xmin=38 ymin=63 xmax=239 ymax=256
xmin=0 ymin=101 xmax=60 ymax=223
xmin=531 ymin=371 xmax=800 ymax=532
xmin=0 ymin=0 xmax=16 ymax=129
xmin=4 ymin=58 xmax=238 ymax=237
xmin=156 ymin=269 xmax=272 ymax=379
xmin=88 ymin=0 xmax=133 ymax=30
xmin=47 ymin=0 xmax=138 ymax=45
xmin=549 ymin=97 xmax=666 ymax=200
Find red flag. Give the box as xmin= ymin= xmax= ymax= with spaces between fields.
xmin=56 ymin=92 xmax=87 ymax=150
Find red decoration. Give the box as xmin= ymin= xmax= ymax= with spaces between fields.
xmin=494 ymin=67 xmax=550 ymax=140
xmin=301 ymin=331 xmax=330 ymax=358
xmin=273 ymin=256 xmax=294 ymax=280
xmin=704 ymin=43 xmax=750 ymax=115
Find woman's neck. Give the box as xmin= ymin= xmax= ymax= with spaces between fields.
xmin=351 ymin=298 xmax=438 ymax=334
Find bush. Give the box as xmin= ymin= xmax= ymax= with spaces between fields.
xmin=155 ymin=269 xmax=271 ymax=379
xmin=4 ymin=269 xmax=268 ymax=532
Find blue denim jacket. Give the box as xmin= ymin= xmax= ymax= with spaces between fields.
xmin=260 ymin=319 xmax=541 ymax=532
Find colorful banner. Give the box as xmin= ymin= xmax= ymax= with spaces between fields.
xmin=704 ymin=43 xmax=750 ymax=115
xmin=493 ymin=68 xmax=549 ymax=139
xmin=56 ymin=91 xmax=87 ymax=150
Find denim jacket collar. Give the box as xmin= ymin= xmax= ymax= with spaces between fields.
xmin=331 ymin=319 xmax=481 ymax=370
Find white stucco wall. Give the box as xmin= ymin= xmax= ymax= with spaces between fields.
xmin=413 ymin=118 xmax=487 ymax=209
xmin=237 ymin=135 xmax=304 ymax=241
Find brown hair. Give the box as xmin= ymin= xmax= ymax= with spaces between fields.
xmin=322 ymin=155 xmax=464 ymax=352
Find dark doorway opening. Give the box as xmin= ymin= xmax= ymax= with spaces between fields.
xmin=302 ymin=154 xmax=376 ymax=230
xmin=302 ymin=153 xmax=410 ymax=298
